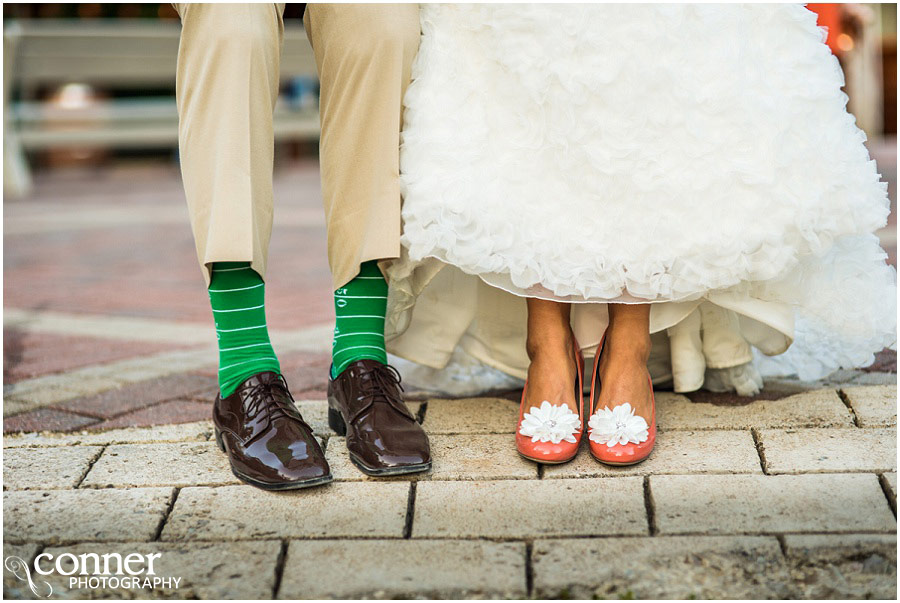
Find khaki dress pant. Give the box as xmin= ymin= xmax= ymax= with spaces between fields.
xmin=174 ymin=3 xmax=420 ymax=289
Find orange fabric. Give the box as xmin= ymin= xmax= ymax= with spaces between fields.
xmin=807 ymin=3 xmax=843 ymax=54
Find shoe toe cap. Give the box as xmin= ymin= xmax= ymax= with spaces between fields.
xmin=283 ymin=459 xmax=331 ymax=481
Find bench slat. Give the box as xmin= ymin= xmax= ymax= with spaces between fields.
xmin=9 ymin=20 xmax=316 ymax=87
xmin=4 ymin=19 xmax=321 ymax=196
xmin=19 ymin=113 xmax=319 ymax=149
xmin=15 ymin=98 xmax=316 ymax=122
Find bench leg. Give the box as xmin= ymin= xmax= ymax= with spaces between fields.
xmin=4 ymin=130 xmax=32 ymax=198
xmin=4 ymin=23 xmax=31 ymax=198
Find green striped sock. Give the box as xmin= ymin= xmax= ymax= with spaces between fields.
xmin=331 ymin=260 xmax=388 ymax=378
xmin=208 ymin=262 xmax=281 ymax=397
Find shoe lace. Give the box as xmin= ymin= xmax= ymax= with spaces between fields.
xmin=350 ymin=363 xmax=410 ymax=424
xmin=243 ymin=374 xmax=301 ymax=442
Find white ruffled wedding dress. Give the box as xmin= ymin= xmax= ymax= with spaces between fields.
xmin=384 ymin=3 xmax=897 ymax=396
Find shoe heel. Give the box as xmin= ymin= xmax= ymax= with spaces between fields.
xmin=328 ymin=405 xmax=347 ymax=436
xmin=213 ymin=427 xmax=226 ymax=452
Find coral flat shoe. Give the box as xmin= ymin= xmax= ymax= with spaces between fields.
xmin=516 ymin=338 xmax=585 ymax=464
xmin=587 ymin=338 xmax=657 ymax=466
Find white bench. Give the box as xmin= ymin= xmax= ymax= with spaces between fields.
xmin=4 ymin=19 xmax=320 ymax=198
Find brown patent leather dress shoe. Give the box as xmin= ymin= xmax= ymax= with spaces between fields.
xmin=327 ymin=359 xmax=432 ymax=476
xmin=213 ymin=371 xmax=332 ymax=490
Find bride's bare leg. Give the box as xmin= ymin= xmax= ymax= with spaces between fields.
xmin=596 ymin=303 xmax=653 ymax=420
xmin=525 ymin=298 xmax=578 ymax=413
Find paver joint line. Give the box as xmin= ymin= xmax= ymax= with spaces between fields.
xmin=403 ymin=482 xmax=417 ymax=539
xmin=525 ymin=540 xmax=535 ymax=597
xmin=776 ymin=534 xmax=788 ymax=556
xmin=271 ymin=540 xmax=290 ymax=599
xmin=837 ymin=388 xmax=862 ymax=427
xmin=415 ymin=401 xmax=428 ymax=424
xmin=643 ymin=476 xmax=657 ymax=536
xmin=153 ymin=487 xmax=181 ymax=542
xmin=878 ymin=474 xmax=898 ymax=517
xmin=151 ymin=529 xmax=900 ymax=543
xmin=72 ymin=444 xmax=106 ymax=489
xmin=750 ymin=427 xmax=770 ymax=475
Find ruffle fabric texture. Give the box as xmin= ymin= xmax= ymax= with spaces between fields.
xmin=391 ymin=4 xmax=896 ymax=380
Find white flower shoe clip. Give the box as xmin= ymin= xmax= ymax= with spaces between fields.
xmin=588 ymin=402 xmax=649 ymax=447
xmin=519 ymin=400 xmax=581 ymax=444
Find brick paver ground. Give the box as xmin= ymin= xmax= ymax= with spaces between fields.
xmin=3 ymin=151 xmax=898 ymax=599
xmin=3 ymin=384 xmax=897 ymax=599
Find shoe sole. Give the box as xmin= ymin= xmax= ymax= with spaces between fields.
xmin=589 ymin=451 xmax=652 ymax=466
xmin=215 ymin=428 xmax=333 ymax=490
xmin=348 ymin=452 xmax=432 ymax=477
xmin=517 ymin=450 xmax=576 ymax=465
xmin=229 ymin=467 xmax=334 ymax=491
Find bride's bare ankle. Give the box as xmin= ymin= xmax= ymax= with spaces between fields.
xmin=602 ymin=330 xmax=651 ymax=366
xmin=526 ymin=329 xmax=574 ymax=362
xmin=525 ymin=299 xmax=573 ymax=361
xmin=525 ymin=330 xmax=577 ymax=410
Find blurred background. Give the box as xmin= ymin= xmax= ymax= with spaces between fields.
xmin=3 ymin=3 xmax=896 ymax=193
xmin=2 ymin=4 xmax=897 ymax=430
xmin=3 ymin=3 xmax=317 ymax=194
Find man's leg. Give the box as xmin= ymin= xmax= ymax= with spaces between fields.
xmin=305 ymin=3 xmax=419 ymax=291
xmin=175 ymin=3 xmax=330 ymax=489
xmin=175 ymin=2 xmax=284 ymax=287
xmin=305 ymin=4 xmax=431 ymax=476
xmin=305 ymin=4 xmax=420 ymax=377
xmin=175 ymin=1 xmax=282 ymax=397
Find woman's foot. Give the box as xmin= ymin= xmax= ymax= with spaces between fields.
xmin=525 ymin=333 xmax=578 ymax=413
xmin=595 ymin=329 xmax=653 ymax=422
xmin=517 ymin=299 xmax=583 ymax=464
xmin=524 ymin=300 xmax=578 ymax=413
xmin=587 ymin=304 xmax=655 ymax=465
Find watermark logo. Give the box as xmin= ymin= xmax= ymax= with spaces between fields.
xmin=4 ymin=551 xmax=183 ymax=596
xmin=4 ymin=555 xmax=52 ymax=598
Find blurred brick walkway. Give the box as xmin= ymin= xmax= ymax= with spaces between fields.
xmin=4 ymin=159 xmax=336 ymax=431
